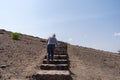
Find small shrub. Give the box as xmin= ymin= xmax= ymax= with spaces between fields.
xmin=11 ymin=32 xmax=20 ymax=40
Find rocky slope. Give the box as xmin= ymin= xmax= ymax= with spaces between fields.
xmin=0 ymin=29 xmax=120 ymax=80
xmin=68 ymin=45 xmax=120 ymax=80
xmin=0 ymin=29 xmax=46 ymax=80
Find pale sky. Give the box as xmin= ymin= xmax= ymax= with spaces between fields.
xmin=0 ymin=0 xmax=120 ymax=52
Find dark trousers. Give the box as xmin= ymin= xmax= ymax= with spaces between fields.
xmin=47 ymin=44 xmax=55 ymax=60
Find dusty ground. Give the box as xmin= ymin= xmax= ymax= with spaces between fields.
xmin=0 ymin=29 xmax=120 ymax=80
xmin=0 ymin=29 xmax=46 ymax=80
xmin=68 ymin=45 xmax=120 ymax=80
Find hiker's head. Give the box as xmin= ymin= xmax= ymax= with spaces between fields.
xmin=52 ymin=34 xmax=56 ymax=37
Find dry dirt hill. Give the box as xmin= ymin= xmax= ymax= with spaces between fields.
xmin=0 ymin=29 xmax=120 ymax=80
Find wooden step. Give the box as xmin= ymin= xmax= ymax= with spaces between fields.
xmin=55 ymin=48 xmax=67 ymax=51
xmin=54 ymin=52 xmax=67 ymax=55
xmin=37 ymin=70 xmax=70 ymax=75
xmin=31 ymin=70 xmax=71 ymax=80
xmin=54 ymin=50 xmax=67 ymax=52
xmin=40 ymin=64 xmax=68 ymax=70
xmin=43 ymin=59 xmax=68 ymax=64
xmin=55 ymin=47 xmax=67 ymax=49
xmin=45 ymin=55 xmax=68 ymax=59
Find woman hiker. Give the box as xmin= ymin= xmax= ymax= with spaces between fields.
xmin=47 ymin=34 xmax=58 ymax=61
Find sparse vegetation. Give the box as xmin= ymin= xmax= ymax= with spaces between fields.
xmin=11 ymin=32 xmax=20 ymax=40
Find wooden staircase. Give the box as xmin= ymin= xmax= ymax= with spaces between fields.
xmin=30 ymin=42 xmax=72 ymax=80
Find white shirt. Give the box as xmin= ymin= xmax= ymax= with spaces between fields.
xmin=47 ymin=37 xmax=57 ymax=45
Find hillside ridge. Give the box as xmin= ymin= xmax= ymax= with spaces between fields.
xmin=0 ymin=29 xmax=120 ymax=80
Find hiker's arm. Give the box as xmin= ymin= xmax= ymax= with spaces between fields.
xmin=55 ymin=39 xmax=58 ymax=47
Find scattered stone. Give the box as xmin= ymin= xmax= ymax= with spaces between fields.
xmin=0 ymin=65 xmax=9 ymax=69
